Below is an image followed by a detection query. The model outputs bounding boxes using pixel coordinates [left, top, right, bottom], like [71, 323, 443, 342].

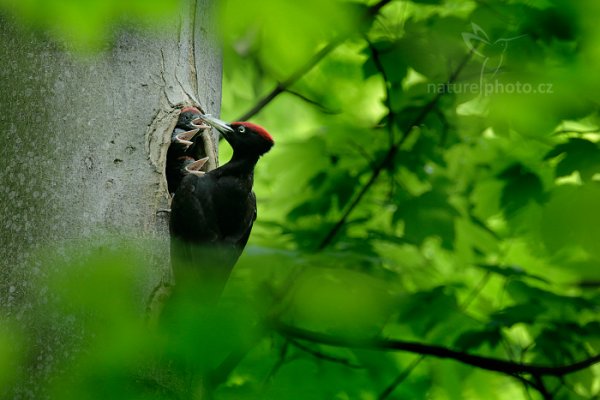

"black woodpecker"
[169, 115, 274, 303]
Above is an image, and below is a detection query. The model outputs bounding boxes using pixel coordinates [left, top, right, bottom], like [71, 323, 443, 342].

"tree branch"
[285, 89, 341, 115]
[317, 49, 475, 250]
[365, 38, 396, 146]
[237, 0, 394, 121]
[289, 338, 364, 369]
[532, 374, 554, 400]
[263, 340, 290, 384]
[274, 321, 600, 377]
[508, 373, 543, 400]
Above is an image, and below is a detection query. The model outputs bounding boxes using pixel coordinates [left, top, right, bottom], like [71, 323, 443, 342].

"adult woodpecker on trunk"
[169, 115, 274, 303]
[166, 107, 210, 195]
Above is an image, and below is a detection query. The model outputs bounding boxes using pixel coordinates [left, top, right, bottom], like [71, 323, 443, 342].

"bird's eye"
[238, 126, 246, 133]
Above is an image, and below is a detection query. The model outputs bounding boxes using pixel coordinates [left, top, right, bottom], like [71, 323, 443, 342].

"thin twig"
[237, 0, 394, 121]
[509, 373, 543, 399]
[461, 271, 492, 309]
[285, 89, 341, 114]
[348, 139, 377, 168]
[365, 38, 396, 146]
[263, 340, 290, 385]
[274, 321, 600, 377]
[289, 338, 364, 369]
[317, 49, 475, 250]
[377, 355, 425, 400]
[377, 270, 494, 399]
[532, 375, 554, 400]
[205, 2, 396, 390]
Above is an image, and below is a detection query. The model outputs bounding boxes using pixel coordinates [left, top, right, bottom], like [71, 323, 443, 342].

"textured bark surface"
[0, 0, 221, 396]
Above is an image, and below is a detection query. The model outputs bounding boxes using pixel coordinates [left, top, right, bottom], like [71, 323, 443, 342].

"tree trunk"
[0, 0, 222, 397]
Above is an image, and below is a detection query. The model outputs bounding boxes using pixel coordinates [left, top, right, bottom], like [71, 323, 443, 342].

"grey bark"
[0, 0, 222, 397]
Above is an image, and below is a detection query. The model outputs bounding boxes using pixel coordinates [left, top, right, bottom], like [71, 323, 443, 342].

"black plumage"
[169, 116, 274, 303]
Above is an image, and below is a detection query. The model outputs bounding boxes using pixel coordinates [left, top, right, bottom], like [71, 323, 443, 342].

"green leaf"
[454, 328, 502, 351]
[396, 286, 460, 336]
[506, 281, 597, 314]
[534, 322, 591, 365]
[498, 164, 545, 214]
[362, 40, 409, 83]
[393, 189, 459, 249]
[391, 17, 468, 81]
[544, 138, 600, 182]
[490, 303, 547, 328]
[541, 183, 600, 257]
[520, 6, 578, 42]
[286, 169, 356, 222]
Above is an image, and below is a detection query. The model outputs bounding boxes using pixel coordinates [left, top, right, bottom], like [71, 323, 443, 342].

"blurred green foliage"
[0, 321, 23, 391]
[2, 0, 600, 399]
[219, 0, 600, 398]
[0, 0, 180, 50]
